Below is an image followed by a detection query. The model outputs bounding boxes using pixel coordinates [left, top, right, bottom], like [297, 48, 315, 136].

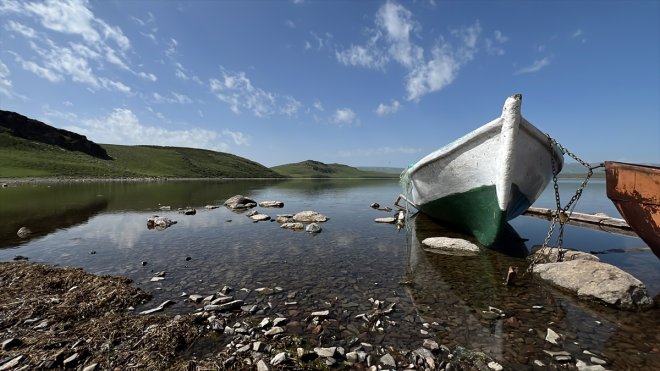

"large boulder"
[532, 260, 653, 310]
[224, 195, 257, 210]
[421, 237, 480, 256]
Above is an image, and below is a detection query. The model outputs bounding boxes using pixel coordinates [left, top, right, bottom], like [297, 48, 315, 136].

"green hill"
[0, 133, 281, 178]
[271, 160, 397, 178]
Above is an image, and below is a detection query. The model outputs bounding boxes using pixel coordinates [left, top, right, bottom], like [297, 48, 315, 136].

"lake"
[1, 178, 658, 369]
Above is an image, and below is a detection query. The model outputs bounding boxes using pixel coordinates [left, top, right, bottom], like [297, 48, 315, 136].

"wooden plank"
[523, 207, 638, 237]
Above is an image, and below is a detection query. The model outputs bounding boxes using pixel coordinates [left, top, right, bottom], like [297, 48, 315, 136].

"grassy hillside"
[0, 133, 281, 178]
[271, 160, 397, 178]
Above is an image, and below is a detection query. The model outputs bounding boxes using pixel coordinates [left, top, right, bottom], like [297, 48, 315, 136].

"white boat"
[401, 94, 564, 246]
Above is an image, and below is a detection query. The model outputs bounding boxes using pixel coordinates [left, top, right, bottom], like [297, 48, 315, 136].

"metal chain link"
[528, 135, 604, 272]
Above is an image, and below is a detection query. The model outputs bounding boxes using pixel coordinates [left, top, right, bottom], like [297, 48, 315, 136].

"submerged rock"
[532, 260, 653, 310]
[281, 222, 305, 230]
[374, 217, 396, 224]
[250, 214, 271, 222]
[421, 237, 480, 256]
[17, 227, 32, 238]
[259, 201, 284, 208]
[146, 216, 177, 230]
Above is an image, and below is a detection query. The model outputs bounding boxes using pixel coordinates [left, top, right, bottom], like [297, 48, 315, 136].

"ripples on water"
[0, 178, 658, 368]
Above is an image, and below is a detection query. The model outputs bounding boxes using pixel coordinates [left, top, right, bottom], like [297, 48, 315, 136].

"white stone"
[421, 237, 480, 256]
[545, 328, 561, 345]
[270, 352, 287, 365]
[488, 361, 503, 371]
[292, 211, 328, 222]
[374, 217, 396, 224]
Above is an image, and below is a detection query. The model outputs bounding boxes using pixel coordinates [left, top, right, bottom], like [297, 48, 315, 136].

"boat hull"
[605, 161, 660, 258]
[402, 94, 563, 246]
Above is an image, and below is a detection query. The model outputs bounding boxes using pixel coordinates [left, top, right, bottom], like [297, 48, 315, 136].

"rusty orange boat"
[605, 161, 660, 259]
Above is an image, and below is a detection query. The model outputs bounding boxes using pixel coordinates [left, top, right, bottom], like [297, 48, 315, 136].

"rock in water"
[421, 237, 480, 256]
[259, 201, 284, 208]
[305, 223, 322, 233]
[17, 227, 32, 238]
[224, 195, 257, 210]
[532, 260, 653, 310]
[292, 211, 328, 223]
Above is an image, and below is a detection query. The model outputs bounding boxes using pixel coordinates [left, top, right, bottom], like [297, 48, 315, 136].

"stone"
[576, 360, 607, 371]
[273, 317, 287, 327]
[17, 227, 32, 238]
[224, 195, 257, 210]
[82, 363, 99, 371]
[180, 208, 196, 215]
[374, 217, 396, 223]
[259, 318, 271, 328]
[204, 205, 219, 209]
[423, 339, 439, 351]
[260, 201, 284, 208]
[210, 296, 233, 305]
[139, 300, 175, 314]
[270, 352, 287, 365]
[305, 223, 322, 233]
[256, 359, 269, 371]
[314, 347, 336, 358]
[311, 310, 330, 317]
[543, 350, 572, 362]
[545, 328, 561, 344]
[292, 211, 329, 223]
[421, 237, 480, 256]
[380, 354, 396, 367]
[255, 287, 275, 295]
[530, 247, 600, 263]
[250, 214, 271, 222]
[63, 353, 79, 367]
[281, 222, 305, 230]
[204, 300, 243, 312]
[370, 203, 380, 208]
[253, 341, 266, 352]
[532, 260, 653, 310]
[488, 361, 503, 371]
[146, 216, 177, 230]
[264, 326, 284, 336]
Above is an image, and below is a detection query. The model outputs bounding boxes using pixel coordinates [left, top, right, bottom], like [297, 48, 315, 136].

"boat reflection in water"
[402, 213, 659, 369]
[404, 213, 531, 361]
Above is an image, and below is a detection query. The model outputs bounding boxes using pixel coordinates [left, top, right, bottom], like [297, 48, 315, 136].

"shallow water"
[1, 178, 658, 368]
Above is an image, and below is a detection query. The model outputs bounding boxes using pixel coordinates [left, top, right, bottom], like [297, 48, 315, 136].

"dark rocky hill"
[0, 110, 111, 160]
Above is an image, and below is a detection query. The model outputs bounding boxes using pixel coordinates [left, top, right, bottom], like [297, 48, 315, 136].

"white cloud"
[222, 130, 249, 146]
[485, 29, 507, 56]
[313, 100, 324, 112]
[5, 20, 37, 38]
[166, 38, 178, 57]
[2, 0, 136, 94]
[406, 44, 459, 101]
[210, 67, 302, 118]
[285, 19, 295, 29]
[494, 30, 508, 43]
[515, 57, 551, 75]
[571, 28, 586, 43]
[375, 100, 401, 115]
[335, 44, 388, 70]
[0, 59, 14, 97]
[69, 108, 231, 152]
[138, 71, 157, 81]
[332, 108, 357, 125]
[152, 91, 192, 104]
[336, 1, 481, 101]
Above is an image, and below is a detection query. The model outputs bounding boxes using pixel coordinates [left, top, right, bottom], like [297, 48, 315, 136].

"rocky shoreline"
[1, 262, 508, 370]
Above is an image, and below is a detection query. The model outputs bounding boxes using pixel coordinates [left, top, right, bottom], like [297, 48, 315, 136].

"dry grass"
[0, 262, 201, 370]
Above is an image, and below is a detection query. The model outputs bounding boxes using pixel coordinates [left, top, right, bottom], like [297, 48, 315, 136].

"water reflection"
[404, 213, 659, 369]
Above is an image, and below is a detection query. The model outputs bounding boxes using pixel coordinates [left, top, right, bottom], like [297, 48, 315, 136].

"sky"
[0, 0, 658, 168]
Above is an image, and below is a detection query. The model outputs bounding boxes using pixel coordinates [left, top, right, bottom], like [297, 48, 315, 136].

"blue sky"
[0, 0, 658, 168]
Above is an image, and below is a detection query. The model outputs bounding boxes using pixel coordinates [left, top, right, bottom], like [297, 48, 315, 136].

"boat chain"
[527, 135, 605, 272]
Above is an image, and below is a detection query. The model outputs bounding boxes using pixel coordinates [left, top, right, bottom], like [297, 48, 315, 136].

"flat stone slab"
[532, 260, 653, 310]
[374, 217, 396, 224]
[259, 201, 284, 208]
[530, 247, 600, 264]
[421, 237, 480, 256]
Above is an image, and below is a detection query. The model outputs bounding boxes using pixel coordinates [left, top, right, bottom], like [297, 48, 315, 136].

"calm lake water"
[1, 178, 658, 369]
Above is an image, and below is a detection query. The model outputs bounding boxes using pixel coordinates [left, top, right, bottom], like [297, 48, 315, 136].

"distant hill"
[558, 162, 606, 178]
[0, 110, 282, 179]
[0, 110, 110, 159]
[271, 160, 397, 178]
[357, 166, 405, 174]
